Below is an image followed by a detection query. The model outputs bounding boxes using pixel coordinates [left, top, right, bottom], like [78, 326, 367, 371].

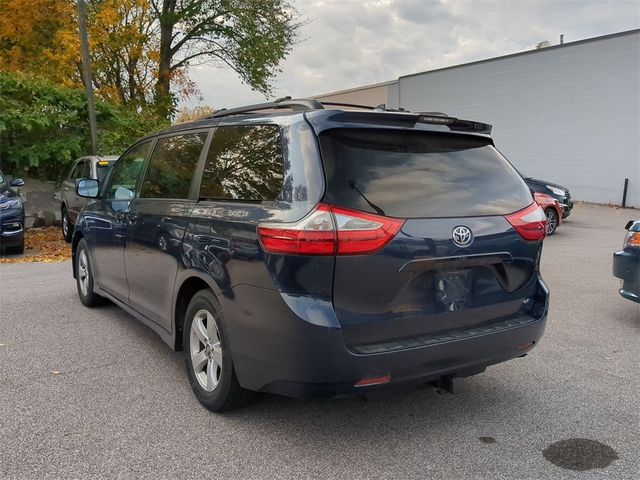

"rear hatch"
[317, 127, 545, 351]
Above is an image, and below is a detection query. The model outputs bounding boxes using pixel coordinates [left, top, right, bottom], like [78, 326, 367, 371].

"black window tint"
[79, 161, 91, 179]
[141, 133, 207, 199]
[96, 162, 113, 182]
[320, 129, 532, 218]
[199, 125, 284, 201]
[105, 142, 150, 201]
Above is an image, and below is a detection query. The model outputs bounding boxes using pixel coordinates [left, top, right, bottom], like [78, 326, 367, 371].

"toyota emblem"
[452, 226, 473, 247]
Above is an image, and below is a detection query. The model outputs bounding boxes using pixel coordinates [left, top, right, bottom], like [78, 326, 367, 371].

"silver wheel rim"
[78, 249, 89, 296]
[62, 214, 68, 237]
[190, 309, 223, 392]
[546, 210, 557, 234]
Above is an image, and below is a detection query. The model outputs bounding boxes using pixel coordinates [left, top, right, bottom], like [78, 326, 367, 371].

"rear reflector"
[505, 203, 547, 241]
[354, 375, 392, 387]
[257, 203, 404, 256]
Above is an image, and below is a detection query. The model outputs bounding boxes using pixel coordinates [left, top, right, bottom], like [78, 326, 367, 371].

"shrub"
[0, 71, 167, 181]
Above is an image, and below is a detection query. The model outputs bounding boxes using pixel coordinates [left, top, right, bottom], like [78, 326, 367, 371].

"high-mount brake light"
[418, 115, 454, 125]
[257, 203, 405, 256]
[505, 203, 547, 241]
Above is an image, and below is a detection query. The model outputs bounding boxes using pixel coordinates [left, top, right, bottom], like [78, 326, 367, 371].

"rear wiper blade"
[348, 180, 385, 216]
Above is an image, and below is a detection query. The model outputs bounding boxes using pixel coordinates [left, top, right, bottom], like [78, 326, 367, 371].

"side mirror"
[10, 178, 24, 187]
[76, 178, 99, 198]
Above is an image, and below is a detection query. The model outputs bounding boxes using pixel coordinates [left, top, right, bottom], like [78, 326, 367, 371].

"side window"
[105, 142, 151, 203]
[140, 133, 207, 199]
[199, 125, 284, 201]
[78, 161, 91, 179]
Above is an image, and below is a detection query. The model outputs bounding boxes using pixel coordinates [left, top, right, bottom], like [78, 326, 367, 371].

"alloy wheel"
[546, 210, 558, 234]
[78, 249, 89, 296]
[62, 214, 69, 238]
[190, 309, 223, 392]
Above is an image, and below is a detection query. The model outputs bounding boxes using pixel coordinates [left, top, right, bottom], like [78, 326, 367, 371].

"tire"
[75, 238, 105, 307]
[545, 208, 559, 236]
[62, 207, 73, 243]
[183, 290, 254, 412]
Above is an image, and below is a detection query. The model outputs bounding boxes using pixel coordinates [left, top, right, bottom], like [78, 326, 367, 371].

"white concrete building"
[314, 29, 640, 207]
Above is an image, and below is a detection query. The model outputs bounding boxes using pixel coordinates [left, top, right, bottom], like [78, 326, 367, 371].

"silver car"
[60, 156, 117, 242]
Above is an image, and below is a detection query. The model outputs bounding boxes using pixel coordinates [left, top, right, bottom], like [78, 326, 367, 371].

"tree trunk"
[155, 0, 176, 118]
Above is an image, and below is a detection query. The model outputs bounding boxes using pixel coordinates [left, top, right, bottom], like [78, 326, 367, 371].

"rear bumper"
[613, 249, 640, 303]
[223, 277, 549, 398]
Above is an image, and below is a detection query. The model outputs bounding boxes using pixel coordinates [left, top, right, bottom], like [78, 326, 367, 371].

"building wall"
[397, 30, 640, 207]
[313, 83, 393, 108]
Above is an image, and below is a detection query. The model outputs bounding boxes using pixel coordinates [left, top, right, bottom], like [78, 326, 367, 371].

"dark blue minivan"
[72, 99, 549, 411]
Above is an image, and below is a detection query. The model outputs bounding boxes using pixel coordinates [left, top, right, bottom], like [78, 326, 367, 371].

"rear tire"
[184, 290, 254, 412]
[545, 208, 559, 235]
[75, 239, 105, 307]
[62, 207, 73, 243]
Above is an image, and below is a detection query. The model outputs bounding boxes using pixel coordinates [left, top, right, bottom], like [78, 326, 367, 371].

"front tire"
[62, 207, 73, 243]
[75, 239, 104, 307]
[184, 290, 254, 412]
[545, 208, 559, 235]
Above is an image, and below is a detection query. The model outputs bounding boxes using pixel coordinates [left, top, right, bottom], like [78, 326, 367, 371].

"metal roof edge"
[312, 80, 398, 99]
[399, 28, 640, 81]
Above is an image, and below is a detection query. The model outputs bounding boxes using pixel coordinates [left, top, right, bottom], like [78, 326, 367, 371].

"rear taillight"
[257, 203, 405, 256]
[505, 203, 547, 241]
[623, 231, 640, 248]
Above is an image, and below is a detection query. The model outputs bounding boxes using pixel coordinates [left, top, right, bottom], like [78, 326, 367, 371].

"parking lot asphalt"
[1, 203, 638, 480]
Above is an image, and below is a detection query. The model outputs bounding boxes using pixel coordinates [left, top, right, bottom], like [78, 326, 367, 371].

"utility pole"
[77, 0, 98, 155]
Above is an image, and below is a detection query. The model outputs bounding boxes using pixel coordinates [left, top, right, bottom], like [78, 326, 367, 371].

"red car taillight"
[505, 202, 547, 241]
[257, 203, 405, 256]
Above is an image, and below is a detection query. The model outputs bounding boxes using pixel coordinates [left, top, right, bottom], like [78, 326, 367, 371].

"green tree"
[152, 0, 301, 117]
[0, 71, 167, 180]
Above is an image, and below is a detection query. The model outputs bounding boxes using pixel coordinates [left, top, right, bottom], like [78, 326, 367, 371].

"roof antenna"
[560, 34, 564, 45]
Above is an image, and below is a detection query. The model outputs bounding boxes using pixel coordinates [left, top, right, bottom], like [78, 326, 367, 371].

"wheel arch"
[71, 231, 84, 278]
[173, 271, 223, 351]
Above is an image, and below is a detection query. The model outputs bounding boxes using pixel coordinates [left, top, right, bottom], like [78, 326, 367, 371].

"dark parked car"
[0, 170, 25, 255]
[60, 156, 118, 242]
[524, 176, 573, 218]
[71, 99, 549, 411]
[613, 220, 640, 303]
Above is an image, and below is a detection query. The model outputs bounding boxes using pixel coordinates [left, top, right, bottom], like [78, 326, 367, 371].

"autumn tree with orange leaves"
[0, 0, 301, 117]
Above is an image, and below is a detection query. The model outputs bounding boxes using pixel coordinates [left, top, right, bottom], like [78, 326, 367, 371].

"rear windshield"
[319, 129, 532, 218]
[96, 162, 114, 182]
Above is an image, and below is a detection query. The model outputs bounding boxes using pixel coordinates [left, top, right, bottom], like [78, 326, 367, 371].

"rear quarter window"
[199, 125, 284, 201]
[319, 129, 532, 218]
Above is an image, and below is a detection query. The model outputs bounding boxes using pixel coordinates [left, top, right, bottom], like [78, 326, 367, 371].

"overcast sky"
[185, 0, 640, 110]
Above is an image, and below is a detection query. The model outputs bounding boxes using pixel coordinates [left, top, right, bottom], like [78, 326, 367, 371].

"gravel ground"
[0, 203, 638, 480]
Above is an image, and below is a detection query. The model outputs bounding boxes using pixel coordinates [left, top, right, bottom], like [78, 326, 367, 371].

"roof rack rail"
[209, 96, 323, 118]
[207, 97, 490, 133]
[320, 101, 375, 110]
